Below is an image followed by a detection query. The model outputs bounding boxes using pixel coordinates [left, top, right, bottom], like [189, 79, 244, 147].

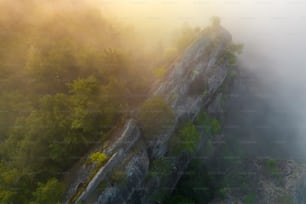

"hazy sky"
[101, 0, 306, 161]
[100, 0, 306, 98]
[101, 0, 306, 72]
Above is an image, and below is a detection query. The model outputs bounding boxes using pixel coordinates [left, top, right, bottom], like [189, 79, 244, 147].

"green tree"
[210, 118, 221, 134]
[0, 92, 32, 142]
[10, 93, 74, 172]
[69, 76, 120, 131]
[169, 160, 216, 204]
[31, 178, 65, 204]
[0, 163, 19, 204]
[0, 1, 163, 202]
[195, 112, 221, 137]
[0, 161, 35, 204]
[169, 121, 200, 154]
[25, 40, 81, 94]
[149, 157, 172, 178]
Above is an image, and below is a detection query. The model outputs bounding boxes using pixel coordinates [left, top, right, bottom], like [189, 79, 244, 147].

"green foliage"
[217, 187, 228, 199]
[0, 92, 32, 142]
[195, 112, 222, 137]
[0, 163, 21, 204]
[25, 40, 80, 94]
[228, 43, 244, 55]
[218, 43, 244, 66]
[8, 94, 73, 171]
[69, 77, 118, 133]
[168, 113, 221, 155]
[195, 112, 210, 126]
[264, 159, 280, 175]
[89, 152, 109, 165]
[243, 193, 256, 204]
[169, 121, 200, 154]
[164, 194, 195, 204]
[179, 122, 200, 152]
[169, 160, 216, 204]
[138, 96, 175, 139]
[0, 1, 156, 203]
[148, 157, 173, 202]
[210, 118, 221, 134]
[1, 75, 122, 177]
[149, 157, 172, 178]
[30, 178, 65, 204]
[265, 159, 277, 167]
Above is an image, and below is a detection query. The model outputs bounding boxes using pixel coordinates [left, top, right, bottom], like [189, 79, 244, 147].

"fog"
[215, 1, 306, 162]
[104, 0, 306, 79]
[104, 0, 306, 162]
[2, 0, 306, 160]
[3, 1, 306, 202]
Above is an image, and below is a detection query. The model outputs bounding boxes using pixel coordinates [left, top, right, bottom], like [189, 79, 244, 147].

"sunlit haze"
[1, 0, 306, 203]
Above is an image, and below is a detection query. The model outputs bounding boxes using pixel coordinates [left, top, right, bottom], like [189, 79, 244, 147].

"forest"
[0, 1, 202, 203]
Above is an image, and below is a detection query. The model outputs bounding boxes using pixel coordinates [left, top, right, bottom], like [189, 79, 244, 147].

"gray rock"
[64, 119, 140, 204]
[96, 150, 149, 204]
[105, 119, 140, 155]
[154, 25, 231, 120]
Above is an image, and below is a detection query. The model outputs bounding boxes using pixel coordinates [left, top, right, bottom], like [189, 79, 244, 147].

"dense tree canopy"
[0, 1, 206, 203]
[0, 1, 154, 203]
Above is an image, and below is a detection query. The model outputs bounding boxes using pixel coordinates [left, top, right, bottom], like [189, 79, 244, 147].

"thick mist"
[106, 1, 306, 162]
[3, 0, 304, 161]
[215, 1, 306, 163]
[1, 1, 305, 203]
[218, 2, 306, 163]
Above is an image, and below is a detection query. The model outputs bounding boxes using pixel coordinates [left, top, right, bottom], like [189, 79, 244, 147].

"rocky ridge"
[64, 23, 235, 204]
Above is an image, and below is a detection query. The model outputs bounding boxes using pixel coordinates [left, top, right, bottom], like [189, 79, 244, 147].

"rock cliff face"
[64, 24, 234, 204]
[150, 25, 231, 159]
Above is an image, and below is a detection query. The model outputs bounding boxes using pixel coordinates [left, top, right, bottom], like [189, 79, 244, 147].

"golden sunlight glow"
[101, 0, 215, 27]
